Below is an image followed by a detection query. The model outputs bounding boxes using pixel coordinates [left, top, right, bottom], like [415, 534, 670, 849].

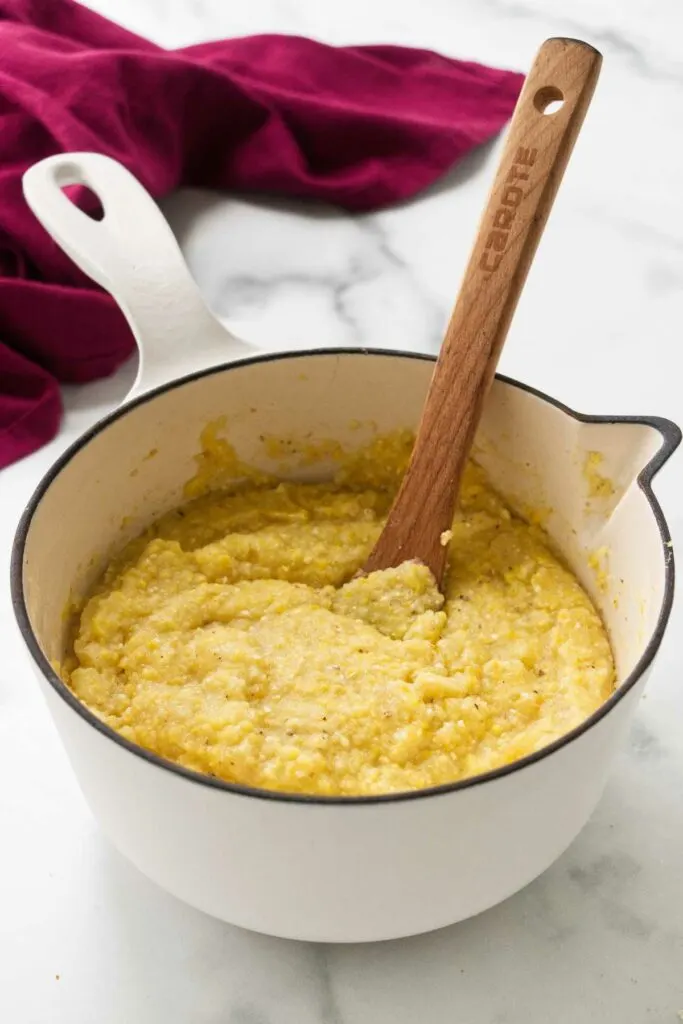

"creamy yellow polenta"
[67, 437, 614, 796]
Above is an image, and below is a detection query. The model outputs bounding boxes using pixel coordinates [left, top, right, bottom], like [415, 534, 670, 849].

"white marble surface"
[2, 0, 683, 1020]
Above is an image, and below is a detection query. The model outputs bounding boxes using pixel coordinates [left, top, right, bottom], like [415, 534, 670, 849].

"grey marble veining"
[476, 0, 683, 84]
[162, 189, 447, 354]
[1, 1, 683, 1022]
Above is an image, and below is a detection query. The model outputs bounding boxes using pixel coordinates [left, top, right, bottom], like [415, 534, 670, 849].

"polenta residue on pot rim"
[64, 425, 615, 797]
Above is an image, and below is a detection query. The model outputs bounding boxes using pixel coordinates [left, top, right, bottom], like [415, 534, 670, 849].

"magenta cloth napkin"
[0, 0, 523, 468]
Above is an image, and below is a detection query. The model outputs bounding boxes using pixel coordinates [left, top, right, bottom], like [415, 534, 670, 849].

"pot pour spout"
[578, 417, 680, 518]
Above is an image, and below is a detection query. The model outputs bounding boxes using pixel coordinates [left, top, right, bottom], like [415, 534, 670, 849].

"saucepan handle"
[22, 152, 253, 400]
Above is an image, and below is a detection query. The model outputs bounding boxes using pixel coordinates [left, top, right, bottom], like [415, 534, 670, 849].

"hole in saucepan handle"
[60, 184, 105, 222]
[533, 86, 564, 115]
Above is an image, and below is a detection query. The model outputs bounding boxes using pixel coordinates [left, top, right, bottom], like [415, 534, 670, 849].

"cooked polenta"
[67, 437, 614, 796]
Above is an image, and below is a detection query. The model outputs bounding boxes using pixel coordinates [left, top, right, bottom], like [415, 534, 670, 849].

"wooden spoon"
[363, 37, 602, 585]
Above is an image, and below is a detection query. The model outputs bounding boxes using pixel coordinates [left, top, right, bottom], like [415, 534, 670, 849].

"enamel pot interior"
[16, 349, 674, 698]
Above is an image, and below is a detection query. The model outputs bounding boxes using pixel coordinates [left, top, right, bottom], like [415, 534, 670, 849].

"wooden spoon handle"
[364, 37, 602, 581]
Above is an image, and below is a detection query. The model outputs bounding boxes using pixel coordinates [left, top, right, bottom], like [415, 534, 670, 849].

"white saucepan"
[11, 152, 680, 942]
